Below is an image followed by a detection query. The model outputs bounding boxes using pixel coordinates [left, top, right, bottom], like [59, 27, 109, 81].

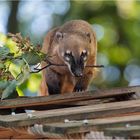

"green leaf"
[1, 80, 17, 99]
[22, 52, 41, 65]
[0, 81, 10, 89]
[16, 65, 30, 85]
[0, 47, 10, 60]
[0, 63, 5, 69]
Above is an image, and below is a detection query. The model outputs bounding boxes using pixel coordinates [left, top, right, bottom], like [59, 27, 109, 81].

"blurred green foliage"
[0, 33, 45, 99]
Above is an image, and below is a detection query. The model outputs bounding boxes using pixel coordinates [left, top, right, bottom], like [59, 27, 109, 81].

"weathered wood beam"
[42, 114, 140, 136]
[1, 114, 140, 139]
[0, 127, 43, 139]
[1, 99, 140, 127]
[104, 126, 140, 138]
[0, 98, 115, 114]
[0, 85, 139, 109]
[8, 98, 115, 111]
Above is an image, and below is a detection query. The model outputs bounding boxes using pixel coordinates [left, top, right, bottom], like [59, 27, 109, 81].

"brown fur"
[39, 20, 97, 96]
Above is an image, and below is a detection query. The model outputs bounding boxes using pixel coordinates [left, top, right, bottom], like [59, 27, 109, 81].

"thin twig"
[31, 64, 51, 73]
[86, 65, 104, 68]
[30, 58, 104, 73]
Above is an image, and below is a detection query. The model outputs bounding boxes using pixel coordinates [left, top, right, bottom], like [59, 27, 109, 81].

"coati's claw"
[77, 89, 82, 92]
[74, 85, 85, 92]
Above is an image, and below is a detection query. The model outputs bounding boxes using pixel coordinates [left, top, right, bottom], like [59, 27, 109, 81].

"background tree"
[7, 1, 20, 33]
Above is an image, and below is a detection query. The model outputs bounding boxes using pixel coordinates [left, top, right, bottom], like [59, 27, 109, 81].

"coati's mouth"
[70, 66, 84, 77]
[64, 61, 84, 77]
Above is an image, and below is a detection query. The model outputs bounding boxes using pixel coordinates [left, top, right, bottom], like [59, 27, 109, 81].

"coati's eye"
[81, 50, 88, 61]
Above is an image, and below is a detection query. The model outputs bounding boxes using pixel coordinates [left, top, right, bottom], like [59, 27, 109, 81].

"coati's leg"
[39, 27, 60, 96]
[39, 62, 49, 96]
[61, 76, 75, 94]
[73, 72, 93, 92]
[46, 68, 62, 95]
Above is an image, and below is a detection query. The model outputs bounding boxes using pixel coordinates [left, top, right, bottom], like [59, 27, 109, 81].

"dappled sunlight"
[129, 78, 140, 86]
[124, 64, 140, 82]
[0, 33, 7, 46]
[92, 24, 104, 41]
[116, 0, 138, 19]
[17, 0, 70, 42]
[102, 65, 121, 83]
[108, 45, 132, 65]
[30, 15, 52, 37]
[97, 53, 109, 66]
[0, 1, 10, 33]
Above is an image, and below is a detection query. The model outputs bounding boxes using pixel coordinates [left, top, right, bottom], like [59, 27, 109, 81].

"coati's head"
[55, 31, 93, 77]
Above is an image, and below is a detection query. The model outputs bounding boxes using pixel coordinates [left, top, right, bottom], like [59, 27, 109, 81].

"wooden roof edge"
[0, 85, 139, 109]
[1, 99, 140, 127]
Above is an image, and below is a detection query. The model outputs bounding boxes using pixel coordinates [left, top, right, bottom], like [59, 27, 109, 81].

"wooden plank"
[42, 115, 140, 135]
[0, 127, 43, 139]
[0, 109, 12, 115]
[1, 99, 140, 127]
[61, 98, 114, 106]
[11, 98, 115, 111]
[2, 115, 140, 138]
[0, 85, 138, 109]
[104, 126, 140, 138]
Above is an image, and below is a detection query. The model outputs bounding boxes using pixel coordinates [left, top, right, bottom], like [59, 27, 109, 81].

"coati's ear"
[55, 32, 64, 41]
[86, 32, 91, 43]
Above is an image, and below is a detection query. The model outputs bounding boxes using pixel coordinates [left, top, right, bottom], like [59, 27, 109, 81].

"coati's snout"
[63, 49, 88, 77]
[71, 65, 83, 77]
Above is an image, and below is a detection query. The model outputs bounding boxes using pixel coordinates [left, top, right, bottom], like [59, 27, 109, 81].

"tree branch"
[30, 59, 104, 73]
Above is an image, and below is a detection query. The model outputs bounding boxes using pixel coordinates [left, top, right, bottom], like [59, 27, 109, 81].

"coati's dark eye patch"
[64, 56, 70, 61]
[81, 50, 88, 61]
[64, 50, 73, 62]
[65, 50, 72, 55]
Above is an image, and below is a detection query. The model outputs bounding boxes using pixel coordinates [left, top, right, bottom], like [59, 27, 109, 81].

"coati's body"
[40, 20, 97, 96]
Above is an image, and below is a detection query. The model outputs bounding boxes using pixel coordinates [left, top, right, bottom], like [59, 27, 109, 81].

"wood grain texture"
[0, 85, 138, 110]
[42, 114, 140, 135]
[104, 126, 140, 138]
[1, 114, 140, 139]
[1, 99, 140, 127]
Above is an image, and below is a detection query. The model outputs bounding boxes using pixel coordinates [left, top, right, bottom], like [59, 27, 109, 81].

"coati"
[39, 20, 97, 96]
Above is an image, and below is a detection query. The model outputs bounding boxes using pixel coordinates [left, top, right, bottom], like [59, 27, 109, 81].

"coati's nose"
[74, 70, 83, 77]
[75, 73, 83, 77]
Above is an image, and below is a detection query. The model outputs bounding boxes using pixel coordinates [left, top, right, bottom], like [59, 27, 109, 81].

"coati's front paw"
[73, 85, 85, 92]
[75, 89, 84, 92]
